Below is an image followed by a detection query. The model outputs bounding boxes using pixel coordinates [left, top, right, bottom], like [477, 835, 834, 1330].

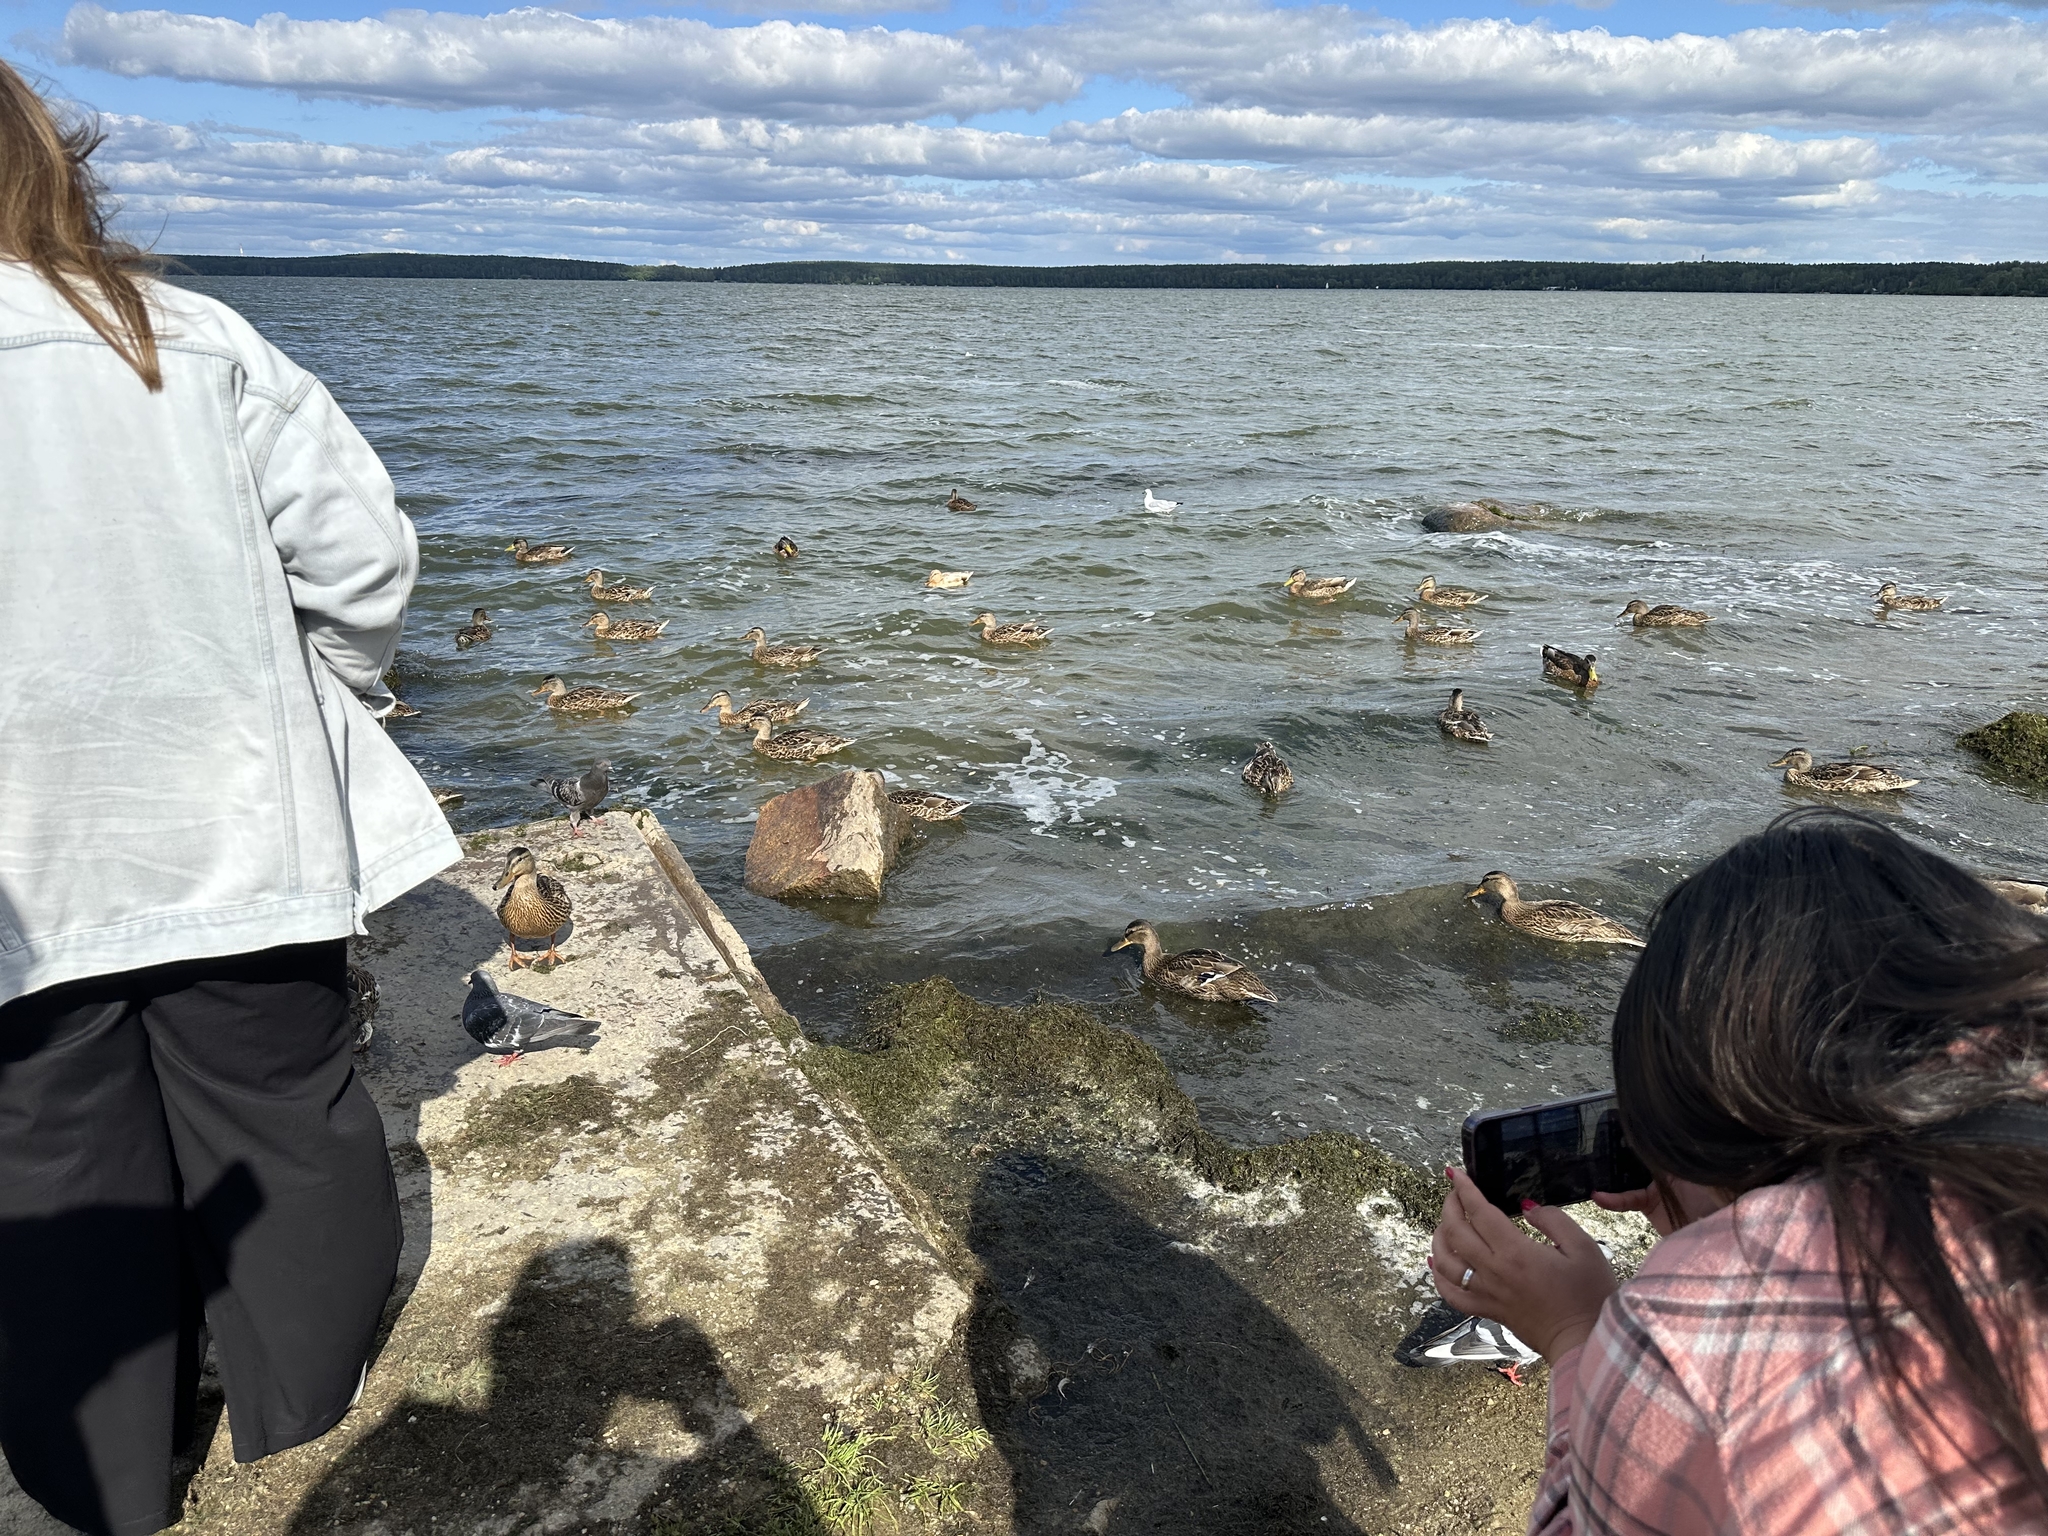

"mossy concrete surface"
[1958, 710, 2048, 787]
[0, 812, 981, 1536]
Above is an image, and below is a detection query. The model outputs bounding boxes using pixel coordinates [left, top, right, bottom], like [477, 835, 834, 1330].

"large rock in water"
[745, 769, 912, 900]
[1958, 710, 2048, 786]
[1423, 499, 1513, 533]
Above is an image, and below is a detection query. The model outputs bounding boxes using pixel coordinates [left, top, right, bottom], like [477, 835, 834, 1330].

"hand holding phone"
[1462, 1090, 1651, 1216]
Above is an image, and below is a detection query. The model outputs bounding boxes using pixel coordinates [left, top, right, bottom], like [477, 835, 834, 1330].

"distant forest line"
[165, 253, 2048, 297]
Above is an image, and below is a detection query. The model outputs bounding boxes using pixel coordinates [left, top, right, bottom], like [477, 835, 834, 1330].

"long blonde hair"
[0, 61, 160, 389]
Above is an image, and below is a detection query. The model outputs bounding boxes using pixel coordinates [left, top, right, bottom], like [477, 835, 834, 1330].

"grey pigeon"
[534, 759, 610, 836]
[462, 970, 601, 1062]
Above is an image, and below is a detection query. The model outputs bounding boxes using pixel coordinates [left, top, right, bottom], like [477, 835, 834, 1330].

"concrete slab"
[1, 811, 977, 1535]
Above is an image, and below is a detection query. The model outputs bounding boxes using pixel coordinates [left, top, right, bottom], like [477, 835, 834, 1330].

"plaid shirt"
[1532, 1178, 2047, 1535]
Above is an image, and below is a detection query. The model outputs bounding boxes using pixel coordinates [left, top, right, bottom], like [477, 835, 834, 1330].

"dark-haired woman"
[0, 63, 457, 1534]
[1433, 809, 2048, 1533]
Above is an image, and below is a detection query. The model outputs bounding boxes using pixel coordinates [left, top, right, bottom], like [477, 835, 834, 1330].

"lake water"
[180, 277, 2048, 1162]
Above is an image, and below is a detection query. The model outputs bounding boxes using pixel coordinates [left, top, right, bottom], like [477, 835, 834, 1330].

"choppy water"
[182, 277, 2048, 1162]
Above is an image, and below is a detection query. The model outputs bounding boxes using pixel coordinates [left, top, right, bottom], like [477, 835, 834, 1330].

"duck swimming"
[741, 626, 824, 666]
[1541, 646, 1598, 689]
[1106, 920, 1277, 1005]
[584, 569, 653, 603]
[972, 612, 1051, 645]
[750, 719, 853, 762]
[925, 569, 973, 589]
[1284, 568, 1356, 602]
[774, 536, 799, 559]
[493, 845, 573, 969]
[455, 607, 493, 650]
[1438, 689, 1491, 742]
[946, 489, 976, 512]
[532, 675, 639, 714]
[1395, 607, 1480, 646]
[1619, 600, 1709, 628]
[1875, 581, 1941, 612]
[1466, 872, 1644, 947]
[1241, 741, 1294, 794]
[582, 610, 668, 642]
[1768, 749, 1918, 794]
[889, 789, 968, 821]
[508, 538, 573, 564]
[700, 691, 808, 729]
[1416, 576, 1488, 608]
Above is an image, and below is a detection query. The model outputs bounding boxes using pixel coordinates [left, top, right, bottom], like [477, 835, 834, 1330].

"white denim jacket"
[0, 262, 460, 1003]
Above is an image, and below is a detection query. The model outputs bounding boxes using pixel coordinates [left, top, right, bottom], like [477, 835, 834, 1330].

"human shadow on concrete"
[966, 1153, 1386, 1534]
[286, 1237, 805, 1534]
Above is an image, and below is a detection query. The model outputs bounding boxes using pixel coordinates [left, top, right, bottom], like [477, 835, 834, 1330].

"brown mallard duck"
[1283, 568, 1357, 602]
[1438, 689, 1491, 742]
[494, 845, 573, 968]
[972, 612, 1051, 645]
[741, 626, 824, 667]
[1619, 600, 1709, 628]
[508, 538, 573, 564]
[1875, 581, 1941, 612]
[1395, 607, 1480, 646]
[925, 569, 973, 589]
[455, 607, 493, 650]
[387, 699, 421, 719]
[431, 787, 464, 807]
[532, 675, 639, 714]
[582, 610, 669, 641]
[1242, 740, 1293, 794]
[1768, 749, 1918, 794]
[775, 536, 799, 559]
[1416, 575, 1488, 607]
[1106, 920, 1277, 1005]
[890, 789, 968, 821]
[584, 569, 654, 603]
[946, 489, 976, 512]
[1541, 646, 1598, 689]
[750, 719, 853, 762]
[1467, 872, 1644, 947]
[700, 691, 809, 729]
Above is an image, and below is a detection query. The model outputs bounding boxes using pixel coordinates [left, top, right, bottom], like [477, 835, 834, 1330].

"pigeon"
[1394, 1300, 1542, 1386]
[461, 970, 601, 1064]
[1142, 488, 1178, 513]
[534, 759, 610, 836]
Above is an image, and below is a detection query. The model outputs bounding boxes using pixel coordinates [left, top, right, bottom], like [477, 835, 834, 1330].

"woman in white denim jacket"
[0, 63, 458, 1536]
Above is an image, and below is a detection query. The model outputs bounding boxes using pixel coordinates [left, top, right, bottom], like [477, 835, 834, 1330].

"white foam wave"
[987, 730, 1118, 833]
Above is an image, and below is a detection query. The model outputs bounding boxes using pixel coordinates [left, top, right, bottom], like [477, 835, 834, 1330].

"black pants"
[0, 941, 401, 1536]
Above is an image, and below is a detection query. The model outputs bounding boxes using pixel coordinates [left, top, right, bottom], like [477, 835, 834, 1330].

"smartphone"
[1462, 1091, 1651, 1216]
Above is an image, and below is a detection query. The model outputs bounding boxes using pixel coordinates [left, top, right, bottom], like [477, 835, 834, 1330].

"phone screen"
[1462, 1091, 1651, 1215]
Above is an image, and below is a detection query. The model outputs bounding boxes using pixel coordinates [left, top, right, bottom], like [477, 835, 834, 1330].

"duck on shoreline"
[1106, 920, 1276, 1005]
[1467, 872, 1644, 947]
[1395, 607, 1480, 646]
[1619, 600, 1708, 628]
[494, 846, 572, 969]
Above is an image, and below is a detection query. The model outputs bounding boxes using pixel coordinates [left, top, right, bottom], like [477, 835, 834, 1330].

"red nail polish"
[1445, 1166, 1456, 1180]
[1521, 1198, 1538, 1212]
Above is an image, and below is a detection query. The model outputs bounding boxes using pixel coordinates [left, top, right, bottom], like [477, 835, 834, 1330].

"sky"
[6, 0, 2047, 264]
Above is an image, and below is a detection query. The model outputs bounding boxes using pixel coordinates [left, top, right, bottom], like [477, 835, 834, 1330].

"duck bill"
[493, 868, 517, 890]
[1465, 886, 1487, 900]
[1104, 936, 1134, 956]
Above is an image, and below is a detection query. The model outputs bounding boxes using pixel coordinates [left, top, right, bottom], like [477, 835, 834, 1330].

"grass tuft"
[917, 1404, 992, 1460]
[800, 1426, 892, 1535]
[900, 1477, 968, 1518]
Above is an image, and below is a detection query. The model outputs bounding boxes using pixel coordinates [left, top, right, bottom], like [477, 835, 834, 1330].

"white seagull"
[1143, 488, 1178, 513]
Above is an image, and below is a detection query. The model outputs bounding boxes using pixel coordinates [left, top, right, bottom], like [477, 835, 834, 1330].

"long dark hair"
[0, 61, 161, 389]
[1614, 808, 2048, 1510]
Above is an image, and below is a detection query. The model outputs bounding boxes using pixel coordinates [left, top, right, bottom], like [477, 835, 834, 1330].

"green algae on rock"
[1958, 710, 2048, 787]
[1497, 1001, 1595, 1046]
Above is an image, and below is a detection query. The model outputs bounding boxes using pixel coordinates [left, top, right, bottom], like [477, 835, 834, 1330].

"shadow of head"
[965, 1152, 1388, 1533]
[287, 1237, 797, 1533]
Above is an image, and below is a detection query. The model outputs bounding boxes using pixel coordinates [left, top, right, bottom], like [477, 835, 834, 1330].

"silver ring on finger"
[1460, 1266, 1475, 1288]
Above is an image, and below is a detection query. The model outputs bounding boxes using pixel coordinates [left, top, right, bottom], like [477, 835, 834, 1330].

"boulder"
[1423, 499, 1512, 533]
[745, 769, 913, 901]
[1958, 710, 2048, 786]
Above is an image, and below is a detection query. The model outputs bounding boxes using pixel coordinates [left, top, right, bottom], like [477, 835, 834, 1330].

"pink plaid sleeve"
[1530, 1300, 1733, 1535]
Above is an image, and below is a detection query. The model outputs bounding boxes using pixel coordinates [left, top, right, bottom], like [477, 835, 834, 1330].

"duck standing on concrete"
[1876, 581, 1941, 612]
[532, 675, 640, 714]
[1438, 689, 1491, 742]
[890, 789, 969, 821]
[584, 569, 653, 603]
[508, 537, 573, 564]
[775, 536, 800, 559]
[1541, 646, 1598, 689]
[462, 970, 600, 1064]
[1619, 600, 1709, 628]
[582, 610, 669, 641]
[701, 691, 809, 729]
[493, 846, 573, 969]
[1396, 607, 1480, 646]
[1768, 749, 1918, 794]
[972, 613, 1051, 645]
[455, 607, 493, 650]
[1467, 871, 1645, 947]
[946, 490, 977, 512]
[1283, 568, 1356, 602]
[534, 759, 610, 836]
[751, 719, 854, 762]
[1106, 920, 1277, 1005]
[741, 626, 824, 667]
[1242, 741, 1294, 794]
[1416, 576, 1488, 608]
